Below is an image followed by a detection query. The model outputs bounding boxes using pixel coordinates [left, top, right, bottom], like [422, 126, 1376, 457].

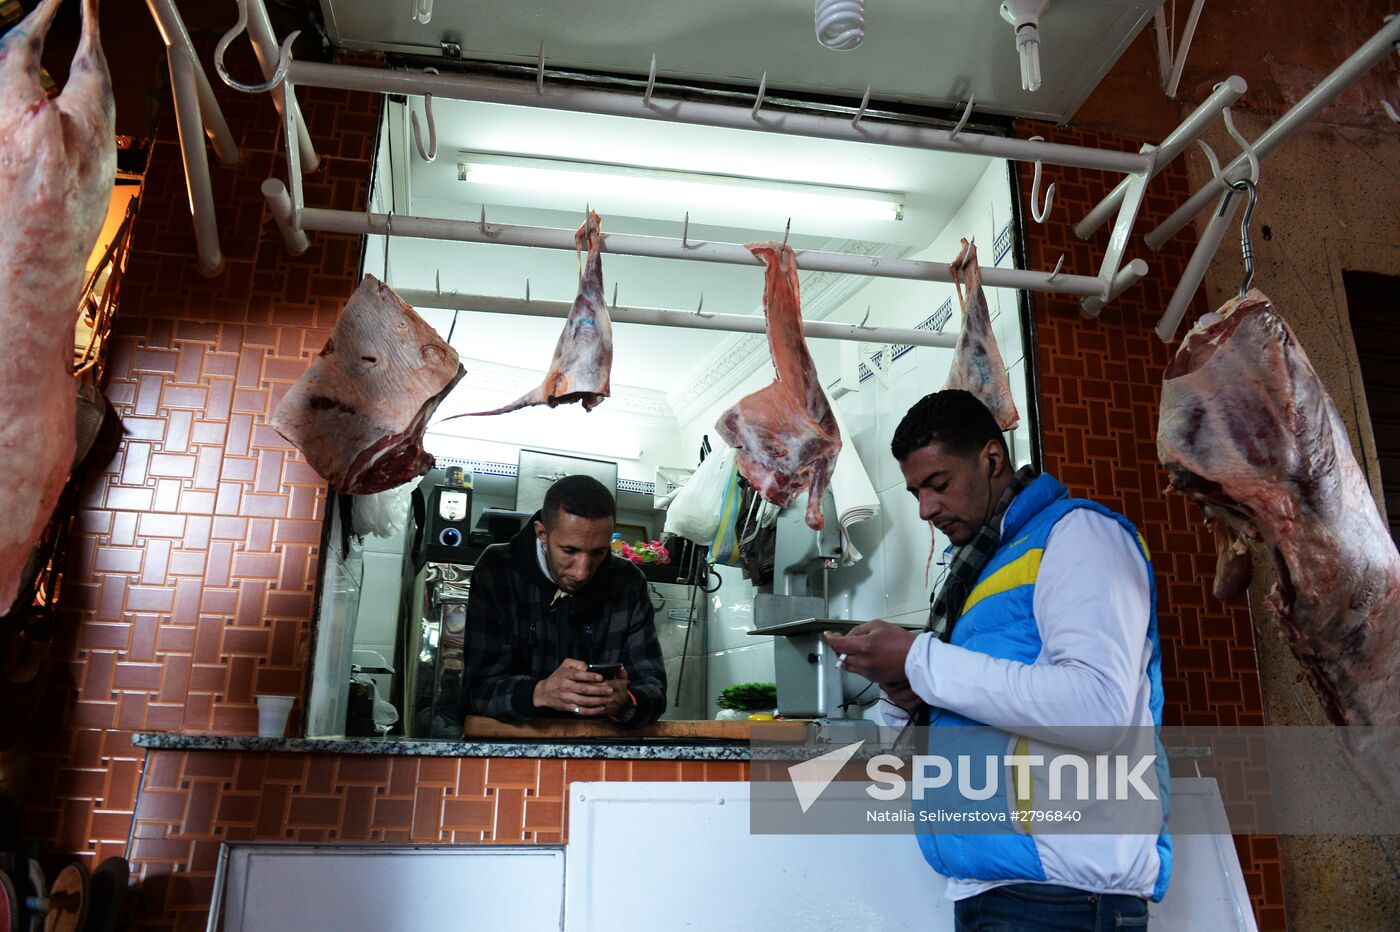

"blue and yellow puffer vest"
[914, 472, 1172, 901]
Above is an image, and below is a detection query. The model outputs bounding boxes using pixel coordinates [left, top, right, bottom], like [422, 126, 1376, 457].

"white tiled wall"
[702, 564, 776, 718]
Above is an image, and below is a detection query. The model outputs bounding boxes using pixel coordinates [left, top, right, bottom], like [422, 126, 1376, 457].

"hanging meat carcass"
[945, 238, 1020, 431]
[0, 0, 116, 615]
[443, 210, 612, 418]
[271, 275, 464, 495]
[716, 243, 841, 531]
[1158, 289, 1400, 800]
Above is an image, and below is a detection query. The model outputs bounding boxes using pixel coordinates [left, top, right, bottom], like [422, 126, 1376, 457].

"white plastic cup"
[256, 695, 296, 738]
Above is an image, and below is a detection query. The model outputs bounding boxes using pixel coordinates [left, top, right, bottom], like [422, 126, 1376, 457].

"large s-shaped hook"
[215, 0, 301, 93]
[410, 68, 439, 162]
[1026, 135, 1056, 224]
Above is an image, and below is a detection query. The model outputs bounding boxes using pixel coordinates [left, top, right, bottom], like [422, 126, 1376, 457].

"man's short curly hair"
[542, 474, 616, 529]
[890, 389, 1009, 463]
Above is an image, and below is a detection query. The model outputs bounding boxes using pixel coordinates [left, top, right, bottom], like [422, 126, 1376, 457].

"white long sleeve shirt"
[885, 507, 1160, 901]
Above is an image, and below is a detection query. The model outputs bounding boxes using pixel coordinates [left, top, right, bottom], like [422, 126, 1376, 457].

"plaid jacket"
[459, 518, 666, 727]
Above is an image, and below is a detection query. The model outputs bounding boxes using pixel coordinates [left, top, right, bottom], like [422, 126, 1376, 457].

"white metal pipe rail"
[168, 49, 225, 276]
[146, 0, 239, 167]
[1145, 14, 1400, 251]
[304, 206, 1107, 295]
[284, 60, 1154, 176]
[1075, 75, 1247, 240]
[244, 0, 319, 172]
[1154, 190, 1241, 343]
[395, 289, 959, 349]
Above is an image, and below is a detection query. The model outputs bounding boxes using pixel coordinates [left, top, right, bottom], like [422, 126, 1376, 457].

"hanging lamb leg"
[944, 238, 1020, 431]
[443, 210, 612, 418]
[715, 243, 841, 531]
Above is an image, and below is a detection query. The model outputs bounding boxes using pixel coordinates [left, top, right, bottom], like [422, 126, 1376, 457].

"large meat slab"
[1158, 289, 1400, 799]
[0, 0, 116, 615]
[716, 243, 841, 531]
[944, 238, 1019, 431]
[272, 276, 464, 495]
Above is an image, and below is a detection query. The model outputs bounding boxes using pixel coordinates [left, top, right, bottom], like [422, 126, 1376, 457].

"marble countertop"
[130, 732, 754, 760]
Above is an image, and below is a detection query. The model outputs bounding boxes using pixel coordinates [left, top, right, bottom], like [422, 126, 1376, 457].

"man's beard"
[544, 547, 583, 593]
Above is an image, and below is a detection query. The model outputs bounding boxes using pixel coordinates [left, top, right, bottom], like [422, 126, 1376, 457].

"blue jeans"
[953, 883, 1149, 931]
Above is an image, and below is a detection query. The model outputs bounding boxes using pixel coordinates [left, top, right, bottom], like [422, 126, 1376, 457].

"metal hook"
[1228, 178, 1258, 299]
[1026, 135, 1056, 224]
[536, 40, 545, 93]
[858, 305, 872, 328]
[681, 211, 691, 249]
[612, 282, 618, 307]
[215, 2, 300, 93]
[435, 269, 441, 295]
[851, 84, 872, 127]
[644, 53, 658, 107]
[781, 217, 791, 249]
[479, 205, 495, 238]
[695, 293, 712, 318]
[1220, 107, 1260, 184]
[1046, 254, 1066, 283]
[949, 94, 975, 140]
[752, 71, 768, 119]
[410, 68, 439, 162]
[525, 278, 531, 302]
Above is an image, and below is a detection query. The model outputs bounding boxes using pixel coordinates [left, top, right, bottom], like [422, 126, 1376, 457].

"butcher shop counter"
[129, 718, 809, 760]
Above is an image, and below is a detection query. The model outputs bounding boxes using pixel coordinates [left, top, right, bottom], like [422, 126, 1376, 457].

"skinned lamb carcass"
[1158, 289, 1400, 801]
[0, 0, 116, 615]
[271, 276, 464, 495]
[716, 242, 841, 531]
[443, 210, 612, 418]
[945, 238, 1019, 431]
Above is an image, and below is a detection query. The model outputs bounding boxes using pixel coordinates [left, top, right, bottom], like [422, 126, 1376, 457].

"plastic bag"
[653, 465, 695, 510]
[662, 445, 736, 542]
[706, 458, 745, 566]
[352, 478, 417, 538]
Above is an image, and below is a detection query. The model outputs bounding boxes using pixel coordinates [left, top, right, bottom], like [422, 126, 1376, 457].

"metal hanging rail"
[284, 196, 1106, 296]
[286, 61, 1153, 175]
[146, 0, 241, 276]
[1144, 14, 1400, 252]
[1075, 76, 1247, 240]
[193, 0, 1397, 329]
[394, 289, 959, 349]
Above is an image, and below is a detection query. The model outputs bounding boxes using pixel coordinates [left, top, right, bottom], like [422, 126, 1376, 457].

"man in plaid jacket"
[459, 474, 666, 727]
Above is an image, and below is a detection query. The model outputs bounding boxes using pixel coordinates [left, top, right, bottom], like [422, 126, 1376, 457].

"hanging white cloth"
[828, 401, 880, 566]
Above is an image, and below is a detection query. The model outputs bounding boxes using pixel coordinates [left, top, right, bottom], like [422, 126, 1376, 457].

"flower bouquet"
[619, 539, 671, 565]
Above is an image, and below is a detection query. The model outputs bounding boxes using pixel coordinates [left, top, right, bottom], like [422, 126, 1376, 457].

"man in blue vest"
[827, 389, 1170, 930]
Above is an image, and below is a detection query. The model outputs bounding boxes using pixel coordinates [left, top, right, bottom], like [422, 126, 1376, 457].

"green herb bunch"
[716, 682, 777, 711]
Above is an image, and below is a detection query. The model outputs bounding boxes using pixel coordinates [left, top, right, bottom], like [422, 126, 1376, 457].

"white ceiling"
[318, 0, 1160, 123]
[378, 97, 993, 400]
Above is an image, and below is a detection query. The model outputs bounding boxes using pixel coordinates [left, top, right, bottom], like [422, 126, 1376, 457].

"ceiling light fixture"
[1000, 0, 1049, 93]
[456, 154, 904, 223]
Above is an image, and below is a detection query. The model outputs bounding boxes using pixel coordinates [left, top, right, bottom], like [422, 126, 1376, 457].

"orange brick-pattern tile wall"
[19, 41, 378, 896]
[1014, 121, 1285, 930]
[129, 752, 747, 930]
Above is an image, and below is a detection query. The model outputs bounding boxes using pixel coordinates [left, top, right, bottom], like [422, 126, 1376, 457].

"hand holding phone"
[586, 662, 625, 680]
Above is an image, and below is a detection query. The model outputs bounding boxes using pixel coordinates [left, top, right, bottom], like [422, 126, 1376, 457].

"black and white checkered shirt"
[458, 517, 666, 727]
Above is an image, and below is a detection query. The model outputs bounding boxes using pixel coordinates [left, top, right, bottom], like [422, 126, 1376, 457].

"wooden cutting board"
[461, 716, 812, 742]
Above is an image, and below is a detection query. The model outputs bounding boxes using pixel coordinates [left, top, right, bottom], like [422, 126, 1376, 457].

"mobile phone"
[587, 662, 624, 679]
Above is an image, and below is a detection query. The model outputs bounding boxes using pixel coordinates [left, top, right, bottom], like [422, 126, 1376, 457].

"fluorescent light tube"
[457, 155, 903, 222]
